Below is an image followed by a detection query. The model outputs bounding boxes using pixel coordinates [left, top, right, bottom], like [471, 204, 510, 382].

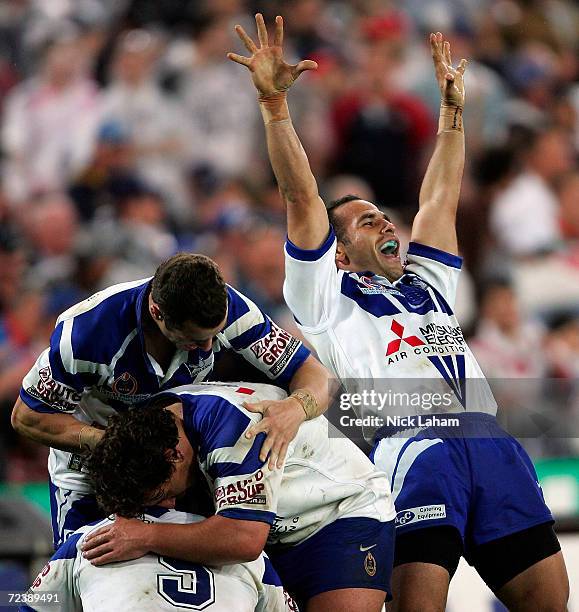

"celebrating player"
[81, 382, 396, 612]
[228, 14, 569, 612]
[11, 252, 329, 549]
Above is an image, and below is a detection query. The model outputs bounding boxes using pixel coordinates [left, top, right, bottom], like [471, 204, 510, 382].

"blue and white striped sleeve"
[19, 321, 97, 414]
[186, 396, 282, 526]
[218, 286, 310, 387]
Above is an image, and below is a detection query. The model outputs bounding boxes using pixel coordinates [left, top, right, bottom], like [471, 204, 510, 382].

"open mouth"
[379, 239, 400, 258]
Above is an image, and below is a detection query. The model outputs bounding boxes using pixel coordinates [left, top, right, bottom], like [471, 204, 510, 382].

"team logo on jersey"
[357, 275, 404, 296]
[364, 551, 377, 576]
[184, 354, 215, 380]
[249, 323, 301, 377]
[26, 365, 82, 412]
[111, 371, 138, 395]
[385, 321, 467, 405]
[214, 470, 267, 510]
[385, 320, 425, 355]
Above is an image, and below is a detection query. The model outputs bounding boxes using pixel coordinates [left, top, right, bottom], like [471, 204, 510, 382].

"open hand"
[430, 32, 467, 107]
[81, 516, 151, 566]
[228, 13, 317, 97]
[243, 396, 306, 469]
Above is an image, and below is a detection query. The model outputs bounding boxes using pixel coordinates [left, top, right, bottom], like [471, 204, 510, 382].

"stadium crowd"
[0, 0, 578, 481]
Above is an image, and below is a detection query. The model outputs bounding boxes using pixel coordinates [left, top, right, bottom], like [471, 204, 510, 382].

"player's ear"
[335, 243, 350, 270]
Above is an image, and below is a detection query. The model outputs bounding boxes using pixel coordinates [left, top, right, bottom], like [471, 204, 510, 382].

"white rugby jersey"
[156, 382, 396, 546]
[24, 508, 297, 612]
[284, 230, 497, 416]
[20, 279, 309, 493]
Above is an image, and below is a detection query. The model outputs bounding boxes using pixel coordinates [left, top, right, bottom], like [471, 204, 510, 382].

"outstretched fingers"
[256, 12, 269, 47]
[227, 52, 252, 68]
[274, 15, 283, 47]
[235, 24, 258, 54]
[457, 58, 468, 75]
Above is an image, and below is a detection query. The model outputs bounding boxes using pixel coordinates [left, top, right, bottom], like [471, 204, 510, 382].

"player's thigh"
[389, 563, 450, 612]
[389, 526, 463, 612]
[470, 522, 569, 611]
[306, 587, 386, 612]
[496, 552, 569, 612]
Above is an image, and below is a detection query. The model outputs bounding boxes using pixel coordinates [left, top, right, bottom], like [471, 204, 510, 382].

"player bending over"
[12, 252, 329, 549]
[228, 14, 569, 612]
[82, 382, 396, 612]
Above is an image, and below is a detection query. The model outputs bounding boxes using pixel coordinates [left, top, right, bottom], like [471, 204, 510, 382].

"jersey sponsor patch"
[394, 504, 446, 527]
[249, 322, 301, 377]
[214, 471, 267, 510]
[26, 366, 82, 412]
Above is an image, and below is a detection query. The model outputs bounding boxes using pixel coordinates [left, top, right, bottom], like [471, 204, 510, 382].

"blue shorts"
[371, 413, 553, 554]
[267, 517, 395, 605]
[49, 480, 105, 549]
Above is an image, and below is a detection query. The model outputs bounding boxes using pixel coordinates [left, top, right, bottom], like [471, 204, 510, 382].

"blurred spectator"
[557, 171, 579, 242]
[545, 314, 579, 380]
[2, 33, 102, 203]
[178, 14, 259, 179]
[68, 121, 135, 221]
[330, 12, 433, 213]
[102, 29, 192, 223]
[21, 192, 79, 290]
[490, 127, 573, 257]
[470, 279, 547, 378]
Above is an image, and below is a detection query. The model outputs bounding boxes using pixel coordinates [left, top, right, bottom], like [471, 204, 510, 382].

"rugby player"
[24, 506, 296, 610]
[228, 14, 569, 612]
[11, 252, 329, 548]
[81, 382, 396, 611]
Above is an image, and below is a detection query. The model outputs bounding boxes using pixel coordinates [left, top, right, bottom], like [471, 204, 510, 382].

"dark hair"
[326, 194, 363, 244]
[151, 253, 227, 330]
[87, 405, 179, 517]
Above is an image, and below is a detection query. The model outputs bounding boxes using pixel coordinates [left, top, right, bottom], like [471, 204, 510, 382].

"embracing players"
[81, 382, 396, 611]
[229, 14, 569, 612]
[12, 252, 328, 548]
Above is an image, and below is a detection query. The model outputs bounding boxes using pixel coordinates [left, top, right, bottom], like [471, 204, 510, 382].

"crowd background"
[0, 0, 578, 484]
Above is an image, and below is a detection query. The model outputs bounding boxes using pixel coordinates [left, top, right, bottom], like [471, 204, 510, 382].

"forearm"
[259, 95, 329, 248]
[288, 356, 330, 419]
[419, 104, 465, 215]
[145, 515, 268, 564]
[11, 398, 102, 453]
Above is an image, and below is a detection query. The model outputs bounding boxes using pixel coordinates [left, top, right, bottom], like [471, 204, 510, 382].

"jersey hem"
[407, 242, 463, 269]
[285, 228, 336, 262]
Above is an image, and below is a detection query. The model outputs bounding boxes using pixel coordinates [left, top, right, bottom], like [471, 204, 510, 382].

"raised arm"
[228, 13, 329, 249]
[410, 33, 468, 255]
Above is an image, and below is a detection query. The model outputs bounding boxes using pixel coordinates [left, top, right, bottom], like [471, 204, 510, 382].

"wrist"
[142, 522, 158, 552]
[79, 426, 102, 453]
[259, 92, 289, 124]
[289, 388, 318, 420]
[438, 102, 464, 133]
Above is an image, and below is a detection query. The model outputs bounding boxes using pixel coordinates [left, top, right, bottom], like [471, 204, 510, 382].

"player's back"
[26, 508, 294, 612]
[161, 382, 396, 546]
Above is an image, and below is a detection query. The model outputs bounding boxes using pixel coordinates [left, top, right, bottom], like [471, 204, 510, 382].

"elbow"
[236, 525, 269, 562]
[11, 398, 36, 435]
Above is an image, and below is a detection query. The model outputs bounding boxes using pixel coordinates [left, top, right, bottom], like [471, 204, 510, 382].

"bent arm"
[260, 96, 329, 249]
[143, 515, 269, 564]
[11, 397, 103, 453]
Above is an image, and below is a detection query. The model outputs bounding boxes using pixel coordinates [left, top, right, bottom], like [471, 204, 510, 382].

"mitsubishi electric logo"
[385, 320, 424, 356]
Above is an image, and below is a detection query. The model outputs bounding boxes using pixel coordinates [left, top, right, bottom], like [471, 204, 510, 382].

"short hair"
[326, 194, 363, 244]
[88, 405, 179, 517]
[151, 253, 227, 330]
